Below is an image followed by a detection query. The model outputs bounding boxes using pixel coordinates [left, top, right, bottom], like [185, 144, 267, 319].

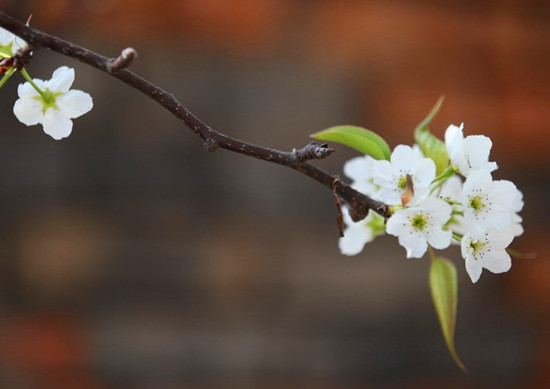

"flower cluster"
[341, 124, 523, 283]
[0, 27, 92, 140]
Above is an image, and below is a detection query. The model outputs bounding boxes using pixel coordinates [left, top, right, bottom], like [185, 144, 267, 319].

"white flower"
[386, 197, 452, 258]
[0, 27, 26, 57]
[461, 226, 514, 283]
[372, 145, 436, 206]
[343, 155, 382, 200]
[462, 169, 518, 234]
[13, 66, 93, 140]
[445, 123, 497, 176]
[339, 207, 385, 256]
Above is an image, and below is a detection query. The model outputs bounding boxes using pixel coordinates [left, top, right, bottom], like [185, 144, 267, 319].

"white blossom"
[0, 27, 26, 56]
[339, 207, 385, 256]
[461, 226, 514, 283]
[372, 145, 436, 206]
[462, 169, 519, 234]
[343, 155, 382, 200]
[445, 123, 497, 176]
[13, 66, 93, 140]
[386, 197, 452, 258]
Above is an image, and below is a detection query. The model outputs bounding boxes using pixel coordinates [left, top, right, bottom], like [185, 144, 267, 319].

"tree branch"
[0, 12, 389, 221]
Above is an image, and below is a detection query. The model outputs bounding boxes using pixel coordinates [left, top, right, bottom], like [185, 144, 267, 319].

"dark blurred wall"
[0, 1, 548, 388]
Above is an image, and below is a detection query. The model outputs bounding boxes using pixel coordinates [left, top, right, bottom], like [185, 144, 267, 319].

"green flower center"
[411, 214, 427, 231]
[33, 88, 64, 114]
[469, 195, 486, 212]
[398, 176, 408, 190]
[469, 239, 486, 254]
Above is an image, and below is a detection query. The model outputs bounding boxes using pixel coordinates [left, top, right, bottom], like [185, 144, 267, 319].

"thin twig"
[0, 12, 389, 221]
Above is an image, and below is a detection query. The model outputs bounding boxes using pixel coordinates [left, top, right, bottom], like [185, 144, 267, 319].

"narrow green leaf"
[429, 257, 467, 373]
[414, 96, 449, 175]
[311, 125, 391, 160]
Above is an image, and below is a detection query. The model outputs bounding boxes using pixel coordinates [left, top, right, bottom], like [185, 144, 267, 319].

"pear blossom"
[339, 207, 385, 256]
[0, 27, 26, 57]
[386, 197, 452, 258]
[462, 169, 519, 233]
[13, 66, 93, 140]
[372, 145, 436, 206]
[343, 155, 382, 201]
[461, 226, 514, 283]
[445, 123, 497, 176]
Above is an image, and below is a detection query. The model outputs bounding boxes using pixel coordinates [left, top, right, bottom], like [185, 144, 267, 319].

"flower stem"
[442, 198, 463, 206]
[0, 67, 15, 88]
[428, 245, 436, 261]
[452, 232, 463, 242]
[19, 67, 48, 100]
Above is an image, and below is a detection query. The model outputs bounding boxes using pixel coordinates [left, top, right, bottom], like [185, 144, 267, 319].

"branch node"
[0, 45, 33, 73]
[107, 47, 137, 73]
[203, 138, 219, 152]
[294, 141, 334, 162]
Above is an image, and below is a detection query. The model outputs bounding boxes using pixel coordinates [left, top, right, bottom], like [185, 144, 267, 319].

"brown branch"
[0, 12, 389, 221]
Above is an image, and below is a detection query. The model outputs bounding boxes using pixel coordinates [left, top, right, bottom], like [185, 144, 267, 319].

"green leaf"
[311, 125, 391, 160]
[429, 257, 467, 373]
[414, 96, 449, 175]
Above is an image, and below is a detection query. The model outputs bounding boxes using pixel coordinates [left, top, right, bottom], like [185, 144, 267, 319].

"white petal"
[510, 223, 524, 237]
[439, 175, 463, 202]
[414, 158, 436, 188]
[378, 187, 402, 206]
[425, 227, 452, 250]
[0, 29, 14, 46]
[343, 156, 372, 181]
[17, 82, 40, 98]
[482, 250, 511, 274]
[372, 160, 395, 183]
[463, 169, 492, 197]
[487, 228, 514, 250]
[422, 197, 452, 223]
[57, 90, 93, 119]
[490, 180, 517, 210]
[391, 145, 419, 172]
[42, 109, 73, 140]
[465, 257, 482, 283]
[445, 123, 463, 149]
[486, 210, 512, 231]
[386, 211, 409, 237]
[13, 97, 43, 126]
[47, 66, 75, 93]
[398, 232, 428, 258]
[462, 135, 493, 171]
[339, 226, 371, 256]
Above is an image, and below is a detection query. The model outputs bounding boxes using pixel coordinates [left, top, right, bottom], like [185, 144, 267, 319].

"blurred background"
[0, 0, 548, 388]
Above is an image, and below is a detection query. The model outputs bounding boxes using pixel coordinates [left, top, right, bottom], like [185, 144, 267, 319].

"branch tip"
[107, 47, 137, 73]
[295, 141, 334, 162]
